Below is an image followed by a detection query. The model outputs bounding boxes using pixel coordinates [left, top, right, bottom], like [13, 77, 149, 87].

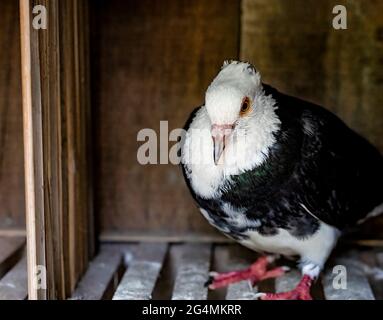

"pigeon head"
[205, 61, 275, 166]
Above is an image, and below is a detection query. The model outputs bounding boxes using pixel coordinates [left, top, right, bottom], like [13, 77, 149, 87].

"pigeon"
[180, 60, 383, 300]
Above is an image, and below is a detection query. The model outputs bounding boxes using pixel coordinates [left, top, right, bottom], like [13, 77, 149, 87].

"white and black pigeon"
[180, 60, 383, 300]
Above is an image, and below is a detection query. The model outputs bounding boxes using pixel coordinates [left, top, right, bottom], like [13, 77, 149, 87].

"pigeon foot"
[255, 274, 313, 300]
[205, 255, 289, 290]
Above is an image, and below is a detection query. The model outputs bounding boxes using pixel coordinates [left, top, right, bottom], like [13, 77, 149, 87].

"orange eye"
[240, 97, 251, 116]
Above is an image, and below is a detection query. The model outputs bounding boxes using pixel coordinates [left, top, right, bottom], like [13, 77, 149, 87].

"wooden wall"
[91, 0, 240, 240]
[92, 0, 383, 240]
[241, 0, 383, 152]
[0, 0, 25, 230]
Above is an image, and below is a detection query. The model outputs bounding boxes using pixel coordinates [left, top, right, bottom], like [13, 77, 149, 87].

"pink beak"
[211, 124, 235, 165]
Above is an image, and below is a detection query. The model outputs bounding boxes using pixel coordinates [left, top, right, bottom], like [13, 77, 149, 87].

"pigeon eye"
[240, 97, 251, 116]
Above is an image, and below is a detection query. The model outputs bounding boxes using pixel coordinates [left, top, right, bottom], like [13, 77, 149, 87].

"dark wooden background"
[90, 0, 240, 240]
[241, 0, 383, 152]
[0, 0, 25, 230]
[0, 0, 382, 240]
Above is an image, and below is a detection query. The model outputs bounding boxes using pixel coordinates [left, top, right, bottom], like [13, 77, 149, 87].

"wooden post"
[19, 0, 94, 299]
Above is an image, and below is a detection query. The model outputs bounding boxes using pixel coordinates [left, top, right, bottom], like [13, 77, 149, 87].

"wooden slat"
[226, 280, 255, 300]
[71, 245, 124, 300]
[99, 231, 383, 246]
[212, 245, 258, 300]
[0, 237, 25, 277]
[225, 251, 257, 300]
[113, 243, 168, 300]
[79, 0, 95, 264]
[20, 0, 68, 299]
[357, 250, 383, 300]
[61, 0, 78, 292]
[375, 252, 383, 300]
[226, 265, 256, 300]
[20, 0, 46, 300]
[40, 0, 67, 299]
[0, 255, 28, 300]
[99, 231, 229, 244]
[0, 230, 27, 238]
[322, 259, 375, 300]
[60, 0, 94, 293]
[172, 244, 211, 300]
[275, 270, 301, 293]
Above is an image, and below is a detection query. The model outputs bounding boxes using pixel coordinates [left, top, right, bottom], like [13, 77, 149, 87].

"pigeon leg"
[206, 255, 289, 290]
[256, 274, 313, 300]
[255, 263, 320, 300]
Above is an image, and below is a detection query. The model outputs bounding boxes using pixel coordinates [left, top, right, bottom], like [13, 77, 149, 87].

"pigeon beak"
[211, 124, 234, 165]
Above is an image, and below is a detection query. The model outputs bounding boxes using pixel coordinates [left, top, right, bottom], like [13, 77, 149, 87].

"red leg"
[257, 275, 313, 300]
[206, 255, 289, 290]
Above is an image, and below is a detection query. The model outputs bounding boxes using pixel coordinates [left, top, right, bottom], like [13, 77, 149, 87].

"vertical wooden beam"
[39, 0, 66, 299]
[60, 0, 94, 291]
[80, 0, 95, 263]
[19, 0, 94, 299]
[20, 0, 46, 300]
[60, 0, 79, 293]
[81, 0, 95, 266]
[64, 0, 94, 291]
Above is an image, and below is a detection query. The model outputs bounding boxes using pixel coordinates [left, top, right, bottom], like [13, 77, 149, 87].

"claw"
[206, 255, 287, 290]
[253, 292, 266, 300]
[204, 276, 214, 288]
[258, 275, 314, 300]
